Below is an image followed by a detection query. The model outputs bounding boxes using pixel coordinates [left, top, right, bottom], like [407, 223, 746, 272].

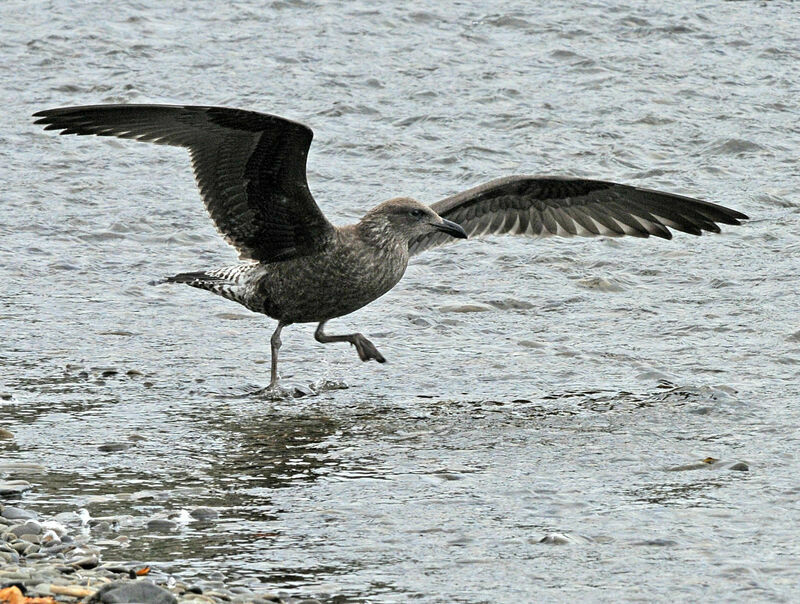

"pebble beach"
[0, 496, 290, 604]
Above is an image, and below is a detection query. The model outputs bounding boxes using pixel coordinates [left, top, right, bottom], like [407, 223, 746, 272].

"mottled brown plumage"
[33, 104, 748, 388]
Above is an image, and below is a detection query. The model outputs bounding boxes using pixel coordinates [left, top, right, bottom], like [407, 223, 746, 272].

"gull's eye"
[409, 209, 424, 219]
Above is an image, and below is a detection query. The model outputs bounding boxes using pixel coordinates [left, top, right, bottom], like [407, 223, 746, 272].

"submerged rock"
[537, 532, 593, 545]
[666, 458, 750, 472]
[189, 507, 219, 521]
[0, 481, 33, 498]
[97, 442, 132, 453]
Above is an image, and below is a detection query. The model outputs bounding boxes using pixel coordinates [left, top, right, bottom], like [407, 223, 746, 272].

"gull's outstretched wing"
[410, 175, 747, 255]
[34, 104, 334, 262]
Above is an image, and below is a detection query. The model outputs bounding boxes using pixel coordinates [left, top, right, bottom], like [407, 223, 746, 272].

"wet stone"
[41, 529, 61, 544]
[99, 565, 130, 575]
[147, 519, 177, 531]
[9, 521, 42, 536]
[0, 550, 20, 564]
[292, 384, 315, 398]
[43, 542, 72, 554]
[667, 458, 749, 472]
[229, 587, 252, 595]
[0, 480, 33, 497]
[90, 520, 113, 533]
[1, 506, 37, 521]
[70, 554, 99, 569]
[31, 583, 52, 595]
[98, 442, 132, 453]
[88, 580, 178, 604]
[0, 569, 32, 581]
[538, 533, 593, 545]
[19, 533, 42, 544]
[633, 538, 678, 547]
[189, 507, 219, 521]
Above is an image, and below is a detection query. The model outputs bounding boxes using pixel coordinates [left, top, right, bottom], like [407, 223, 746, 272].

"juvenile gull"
[33, 104, 748, 388]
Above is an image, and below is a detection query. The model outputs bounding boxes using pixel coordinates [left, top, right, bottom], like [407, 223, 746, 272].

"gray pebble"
[0, 569, 32, 581]
[0, 550, 20, 564]
[292, 384, 315, 398]
[90, 520, 112, 533]
[99, 564, 130, 575]
[189, 507, 219, 521]
[0, 480, 33, 497]
[70, 554, 99, 569]
[11, 540, 29, 553]
[147, 519, 177, 531]
[538, 532, 593, 545]
[31, 583, 53, 596]
[98, 442, 132, 453]
[19, 533, 42, 544]
[9, 520, 42, 536]
[23, 543, 41, 555]
[1, 506, 37, 521]
[88, 580, 178, 604]
[633, 538, 678, 547]
[28, 572, 57, 585]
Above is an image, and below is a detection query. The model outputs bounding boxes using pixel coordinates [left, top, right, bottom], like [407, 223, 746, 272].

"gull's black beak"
[434, 218, 468, 239]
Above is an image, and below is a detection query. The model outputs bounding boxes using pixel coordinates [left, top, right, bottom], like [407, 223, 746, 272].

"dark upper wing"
[33, 104, 334, 262]
[409, 175, 748, 255]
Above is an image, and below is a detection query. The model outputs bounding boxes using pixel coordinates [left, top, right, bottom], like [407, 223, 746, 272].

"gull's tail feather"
[153, 265, 264, 310]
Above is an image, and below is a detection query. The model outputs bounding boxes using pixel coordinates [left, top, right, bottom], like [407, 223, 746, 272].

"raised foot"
[352, 334, 386, 363]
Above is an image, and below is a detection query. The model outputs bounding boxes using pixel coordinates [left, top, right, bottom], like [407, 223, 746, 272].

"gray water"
[2, 0, 800, 601]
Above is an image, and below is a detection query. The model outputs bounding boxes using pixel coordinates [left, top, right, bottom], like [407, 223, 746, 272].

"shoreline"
[0, 498, 291, 604]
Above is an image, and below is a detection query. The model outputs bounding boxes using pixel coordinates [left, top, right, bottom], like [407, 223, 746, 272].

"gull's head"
[360, 197, 467, 245]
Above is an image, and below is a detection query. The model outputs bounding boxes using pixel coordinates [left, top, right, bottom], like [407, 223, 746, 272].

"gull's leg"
[269, 322, 285, 388]
[314, 321, 386, 363]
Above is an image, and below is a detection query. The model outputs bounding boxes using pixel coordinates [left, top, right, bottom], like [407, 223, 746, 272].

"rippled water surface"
[2, 0, 800, 601]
